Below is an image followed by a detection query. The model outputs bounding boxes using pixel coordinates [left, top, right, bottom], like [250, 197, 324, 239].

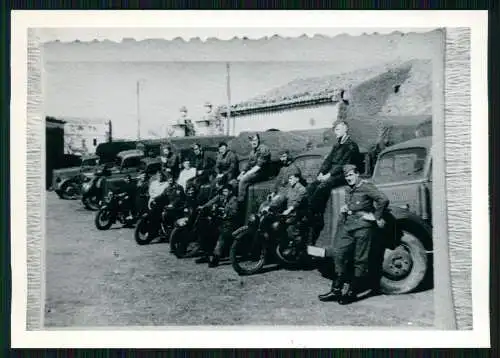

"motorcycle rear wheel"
[230, 228, 266, 276]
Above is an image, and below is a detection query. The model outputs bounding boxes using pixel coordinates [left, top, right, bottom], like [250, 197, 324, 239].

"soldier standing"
[318, 164, 389, 305]
[306, 121, 361, 246]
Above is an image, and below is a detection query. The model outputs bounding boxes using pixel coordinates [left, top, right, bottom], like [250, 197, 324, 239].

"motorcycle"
[169, 204, 223, 259]
[134, 200, 181, 246]
[81, 169, 109, 211]
[229, 204, 308, 276]
[94, 190, 136, 230]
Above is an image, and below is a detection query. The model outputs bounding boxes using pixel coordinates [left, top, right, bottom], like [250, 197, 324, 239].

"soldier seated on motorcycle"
[262, 166, 308, 257]
[147, 170, 186, 235]
[120, 174, 138, 222]
[194, 182, 239, 268]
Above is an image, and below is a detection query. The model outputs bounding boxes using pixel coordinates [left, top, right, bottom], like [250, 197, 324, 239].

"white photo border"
[10, 10, 489, 348]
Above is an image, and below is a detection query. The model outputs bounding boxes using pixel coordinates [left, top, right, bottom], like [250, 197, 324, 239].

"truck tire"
[379, 223, 429, 295]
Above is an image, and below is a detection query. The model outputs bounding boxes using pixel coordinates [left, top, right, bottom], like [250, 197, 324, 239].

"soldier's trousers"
[306, 175, 346, 215]
[213, 221, 236, 257]
[333, 225, 374, 280]
[238, 172, 265, 202]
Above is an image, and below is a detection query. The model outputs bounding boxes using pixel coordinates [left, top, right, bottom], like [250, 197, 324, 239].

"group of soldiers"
[120, 120, 390, 305]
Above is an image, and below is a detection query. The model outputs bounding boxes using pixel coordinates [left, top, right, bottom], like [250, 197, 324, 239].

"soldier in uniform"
[306, 121, 361, 246]
[214, 142, 239, 187]
[194, 183, 239, 267]
[269, 149, 301, 202]
[119, 174, 138, 222]
[236, 133, 271, 204]
[318, 164, 389, 305]
[160, 143, 181, 180]
[188, 142, 216, 189]
[266, 166, 308, 257]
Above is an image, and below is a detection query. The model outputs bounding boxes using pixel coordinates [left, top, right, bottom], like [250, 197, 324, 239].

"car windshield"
[372, 147, 427, 184]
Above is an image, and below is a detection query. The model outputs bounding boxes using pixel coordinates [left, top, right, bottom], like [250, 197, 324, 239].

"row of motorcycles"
[93, 187, 314, 276]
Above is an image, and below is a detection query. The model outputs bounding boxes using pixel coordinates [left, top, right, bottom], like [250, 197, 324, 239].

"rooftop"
[218, 60, 423, 117]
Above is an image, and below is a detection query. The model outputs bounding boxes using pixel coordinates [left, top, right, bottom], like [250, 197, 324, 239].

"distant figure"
[179, 106, 196, 137]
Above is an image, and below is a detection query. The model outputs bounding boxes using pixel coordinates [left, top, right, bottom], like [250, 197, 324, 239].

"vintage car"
[52, 154, 100, 199]
[237, 136, 432, 295]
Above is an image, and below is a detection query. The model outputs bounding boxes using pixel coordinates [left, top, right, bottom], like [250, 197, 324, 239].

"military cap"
[343, 164, 358, 175]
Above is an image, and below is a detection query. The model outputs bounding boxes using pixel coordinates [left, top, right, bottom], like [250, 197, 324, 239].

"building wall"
[46, 124, 65, 189]
[63, 119, 111, 155]
[232, 102, 339, 135]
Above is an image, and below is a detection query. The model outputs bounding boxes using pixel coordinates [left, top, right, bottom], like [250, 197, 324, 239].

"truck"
[238, 136, 433, 295]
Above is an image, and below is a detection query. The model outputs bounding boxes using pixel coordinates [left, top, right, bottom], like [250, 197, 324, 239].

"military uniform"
[215, 149, 239, 183]
[270, 178, 307, 249]
[320, 165, 389, 304]
[189, 150, 216, 188]
[161, 152, 181, 180]
[273, 161, 300, 195]
[197, 189, 239, 267]
[238, 143, 271, 202]
[306, 135, 361, 244]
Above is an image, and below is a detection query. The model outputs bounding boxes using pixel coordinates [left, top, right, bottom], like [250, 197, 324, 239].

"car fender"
[56, 177, 77, 191]
[386, 206, 433, 251]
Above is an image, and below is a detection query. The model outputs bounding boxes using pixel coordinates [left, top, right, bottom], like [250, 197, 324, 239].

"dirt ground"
[44, 192, 434, 327]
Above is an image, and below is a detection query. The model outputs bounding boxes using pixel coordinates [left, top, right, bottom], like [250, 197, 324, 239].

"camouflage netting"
[228, 114, 431, 160]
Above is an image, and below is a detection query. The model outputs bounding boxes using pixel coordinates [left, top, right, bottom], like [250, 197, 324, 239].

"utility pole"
[136, 80, 141, 140]
[226, 62, 232, 136]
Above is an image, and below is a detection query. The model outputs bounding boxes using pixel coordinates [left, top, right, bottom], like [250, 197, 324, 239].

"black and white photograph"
[10, 11, 489, 348]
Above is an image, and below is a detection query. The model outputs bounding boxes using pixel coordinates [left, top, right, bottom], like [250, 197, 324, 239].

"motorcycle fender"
[232, 225, 249, 239]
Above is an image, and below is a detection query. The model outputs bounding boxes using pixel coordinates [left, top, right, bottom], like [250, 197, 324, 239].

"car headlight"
[248, 214, 257, 224]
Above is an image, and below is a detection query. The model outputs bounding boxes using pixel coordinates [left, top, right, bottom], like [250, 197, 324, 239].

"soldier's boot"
[318, 278, 343, 302]
[208, 254, 220, 268]
[338, 280, 358, 305]
[195, 255, 210, 264]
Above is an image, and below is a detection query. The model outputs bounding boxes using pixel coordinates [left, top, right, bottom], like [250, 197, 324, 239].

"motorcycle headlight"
[176, 217, 189, 227]
[184, 208, 190, 214]
[271, 221, 281, 231]
[248, 214, 257, 224]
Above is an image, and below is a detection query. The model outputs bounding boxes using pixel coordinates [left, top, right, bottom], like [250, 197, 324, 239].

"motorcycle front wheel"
[170, 226, 199, 258]
[134, 216, 155, 245]
[95, 207, 114, 230]
[229, 227, 266, 276]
